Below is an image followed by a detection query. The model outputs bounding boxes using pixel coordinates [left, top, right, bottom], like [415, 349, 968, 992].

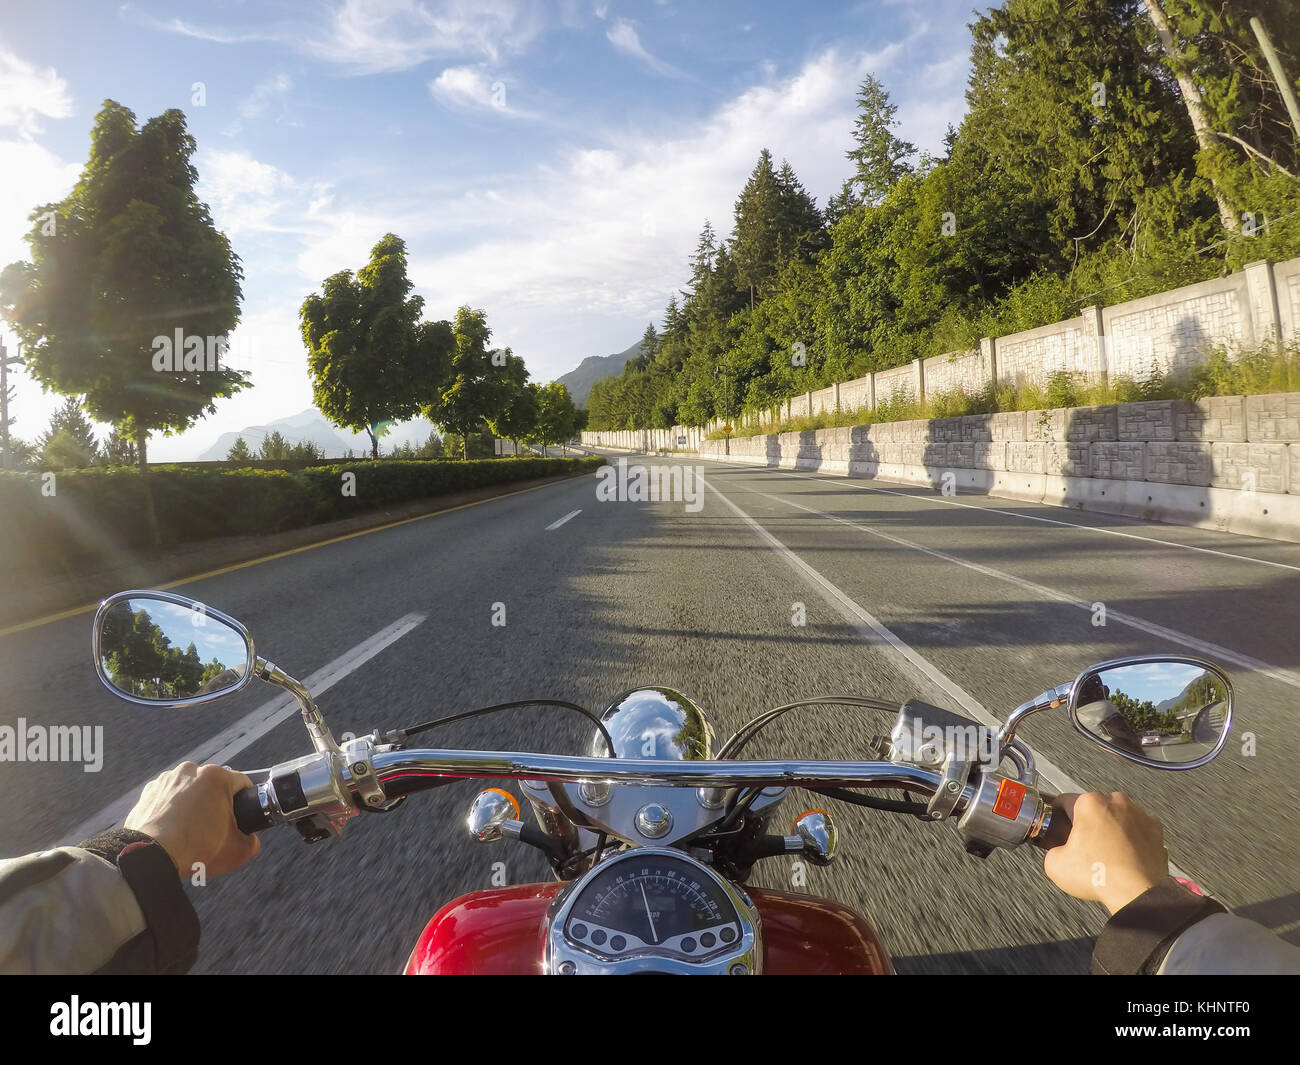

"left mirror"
[94, 592, 254, 706]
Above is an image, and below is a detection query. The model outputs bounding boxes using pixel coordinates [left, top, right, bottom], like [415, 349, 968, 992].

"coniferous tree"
[843, 75, 916, 208]
[732, 149, 785, 308]
[38, 397, 99, 461]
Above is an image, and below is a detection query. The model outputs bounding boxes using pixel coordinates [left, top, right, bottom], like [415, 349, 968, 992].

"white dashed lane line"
[546, 509, 583, 530]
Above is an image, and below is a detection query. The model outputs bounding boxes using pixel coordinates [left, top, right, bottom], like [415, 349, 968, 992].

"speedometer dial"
[564, 855, 741, 959]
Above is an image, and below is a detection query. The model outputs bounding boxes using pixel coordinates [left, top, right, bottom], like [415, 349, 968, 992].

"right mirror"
[1069, 657, 1232, 769]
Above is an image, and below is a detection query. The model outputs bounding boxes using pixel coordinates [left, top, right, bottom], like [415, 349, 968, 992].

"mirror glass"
[97, 597, 252, 703]
[1072, 660, 1229, 766]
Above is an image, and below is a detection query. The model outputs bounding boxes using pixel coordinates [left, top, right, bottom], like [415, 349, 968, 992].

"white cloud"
[127, 0, 544, 74]
[0, 140, 79, 266]
[605, 17, 680, 78]
[240, 73, 293, 120]
[197, 149, 302, 236]
[121, 4, 275, 46]
[314, 0, 543, 71]
[396, 48, 913, 372]
[429, 66, 531, 117]
[0, 45, 73, 139]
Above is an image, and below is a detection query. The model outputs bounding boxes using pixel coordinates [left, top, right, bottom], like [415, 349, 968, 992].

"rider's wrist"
[1099, 871, 1164, 915]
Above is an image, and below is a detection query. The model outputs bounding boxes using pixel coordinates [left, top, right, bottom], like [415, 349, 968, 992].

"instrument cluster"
[545, 848, 760, 974]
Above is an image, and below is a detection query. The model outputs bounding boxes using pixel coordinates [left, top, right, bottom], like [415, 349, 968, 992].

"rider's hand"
[125, 762, 261, 879]
[1042, 791, 1167, 914]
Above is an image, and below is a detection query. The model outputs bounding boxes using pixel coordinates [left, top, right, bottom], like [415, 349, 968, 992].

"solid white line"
[62, 612, 426, 845]
[730, 479, 1300, 692]
[706, 481, 1200, 883]
[546, 509, 582, 530]
[705, 457, 1300, 574]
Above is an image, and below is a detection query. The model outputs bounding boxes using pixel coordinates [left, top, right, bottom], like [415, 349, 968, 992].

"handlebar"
[1031, 797, 1073, 850]
[231, 749, 965, 834]
[234, 786, 272, 834]
[369, 749, 961, 795]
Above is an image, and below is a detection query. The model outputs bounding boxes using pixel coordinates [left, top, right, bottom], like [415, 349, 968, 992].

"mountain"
[196, 409, 445, 461]
[551, 338, 643, 407]
[196, 409, 361, 460]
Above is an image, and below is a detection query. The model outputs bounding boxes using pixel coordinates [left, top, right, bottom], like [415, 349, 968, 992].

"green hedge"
[0, 456, 602, 576]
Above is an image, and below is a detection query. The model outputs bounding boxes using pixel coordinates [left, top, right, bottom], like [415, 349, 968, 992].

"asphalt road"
[2, 452, 1298, 974]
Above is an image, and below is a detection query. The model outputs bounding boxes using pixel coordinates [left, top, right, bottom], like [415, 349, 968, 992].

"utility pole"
[0, 337, 23, 470]
[1251, 18, 1300, 144]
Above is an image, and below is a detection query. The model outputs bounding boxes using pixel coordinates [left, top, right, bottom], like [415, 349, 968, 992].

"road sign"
[722, 424, 733, 435]
[677, 435, 686, 446]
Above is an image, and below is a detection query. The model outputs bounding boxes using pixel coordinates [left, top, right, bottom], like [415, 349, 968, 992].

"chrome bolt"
[579, 780, 612, 807]
[557, 961, 577, 975]
[635, 802, 673, 839]
[729, 963, 749, 975]
[351, 762, 367, 776]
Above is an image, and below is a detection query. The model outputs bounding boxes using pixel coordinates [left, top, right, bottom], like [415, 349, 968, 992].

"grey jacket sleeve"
[0, 829, 200, 975]
[1092, 876, 1300, 975]
[1158, 913, 1300, 975]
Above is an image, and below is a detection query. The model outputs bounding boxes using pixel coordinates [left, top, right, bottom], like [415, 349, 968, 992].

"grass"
[705, 341, 1300, 440]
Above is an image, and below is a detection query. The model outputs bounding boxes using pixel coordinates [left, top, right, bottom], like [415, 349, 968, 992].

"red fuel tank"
[403, 883, 892, 974]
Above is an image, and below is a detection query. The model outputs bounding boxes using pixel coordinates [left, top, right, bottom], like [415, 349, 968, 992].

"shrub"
[1, 456, 602, 578]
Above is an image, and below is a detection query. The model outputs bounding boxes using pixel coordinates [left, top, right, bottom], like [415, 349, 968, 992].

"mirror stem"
[998, 683, 1073, 751]
[256, 658, 339, 754]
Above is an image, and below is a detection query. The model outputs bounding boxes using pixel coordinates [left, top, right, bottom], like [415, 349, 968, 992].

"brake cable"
[400, 699, 616, 755]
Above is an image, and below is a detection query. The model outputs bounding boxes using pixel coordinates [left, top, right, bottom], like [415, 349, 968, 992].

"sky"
[0, 0, 982, 460]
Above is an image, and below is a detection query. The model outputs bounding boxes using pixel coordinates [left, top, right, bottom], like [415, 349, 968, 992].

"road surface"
[2, 452, 1297, 973]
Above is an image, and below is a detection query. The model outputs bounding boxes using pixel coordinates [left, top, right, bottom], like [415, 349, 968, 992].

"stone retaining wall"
[697, 393, 1300, 543]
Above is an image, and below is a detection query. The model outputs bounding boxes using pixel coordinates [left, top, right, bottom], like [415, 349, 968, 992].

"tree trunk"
[134, 425, 162, 546]
[366, 427, 378, 460]
[1145, 0, 1238, 231]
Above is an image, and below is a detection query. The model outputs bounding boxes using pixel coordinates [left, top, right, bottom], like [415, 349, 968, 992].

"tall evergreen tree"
[688, 221, 718, 290]
[101, 426, 138, 465]
[732, 149, 785, 308]
[844, 75, 916, 207]
[775, 160, 825, 263]
[38, 396, 99, 460]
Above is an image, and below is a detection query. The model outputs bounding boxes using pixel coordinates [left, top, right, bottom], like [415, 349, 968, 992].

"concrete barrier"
[699, 392, 1300, 544]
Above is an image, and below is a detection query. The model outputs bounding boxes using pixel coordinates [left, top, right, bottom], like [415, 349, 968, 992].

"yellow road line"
[0, 475, 581, 638]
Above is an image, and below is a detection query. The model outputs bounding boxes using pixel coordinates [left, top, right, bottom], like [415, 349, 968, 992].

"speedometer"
[548, 849, 758, 973]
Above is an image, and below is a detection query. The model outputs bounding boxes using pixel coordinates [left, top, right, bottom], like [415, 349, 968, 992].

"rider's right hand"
[124, 762, 261, 879]
[1042, 791, 1168, 913]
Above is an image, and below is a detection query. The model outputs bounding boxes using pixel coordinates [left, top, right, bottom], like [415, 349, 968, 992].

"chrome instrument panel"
[545, 848, 761, 975]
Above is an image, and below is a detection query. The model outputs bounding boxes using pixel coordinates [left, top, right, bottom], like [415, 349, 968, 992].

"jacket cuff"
[78, 831, 200, 974]
[1091, 877, 1226, 975]
[77, 828, 160, 866]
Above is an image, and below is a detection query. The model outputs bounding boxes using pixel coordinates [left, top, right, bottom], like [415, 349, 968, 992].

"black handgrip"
[234, 786, 272, 834]
[1032, 800, 1072, 850]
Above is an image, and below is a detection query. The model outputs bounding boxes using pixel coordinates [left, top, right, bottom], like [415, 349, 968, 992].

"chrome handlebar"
[245, 744, 1053, 854]
[370, 749, 961, 794]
